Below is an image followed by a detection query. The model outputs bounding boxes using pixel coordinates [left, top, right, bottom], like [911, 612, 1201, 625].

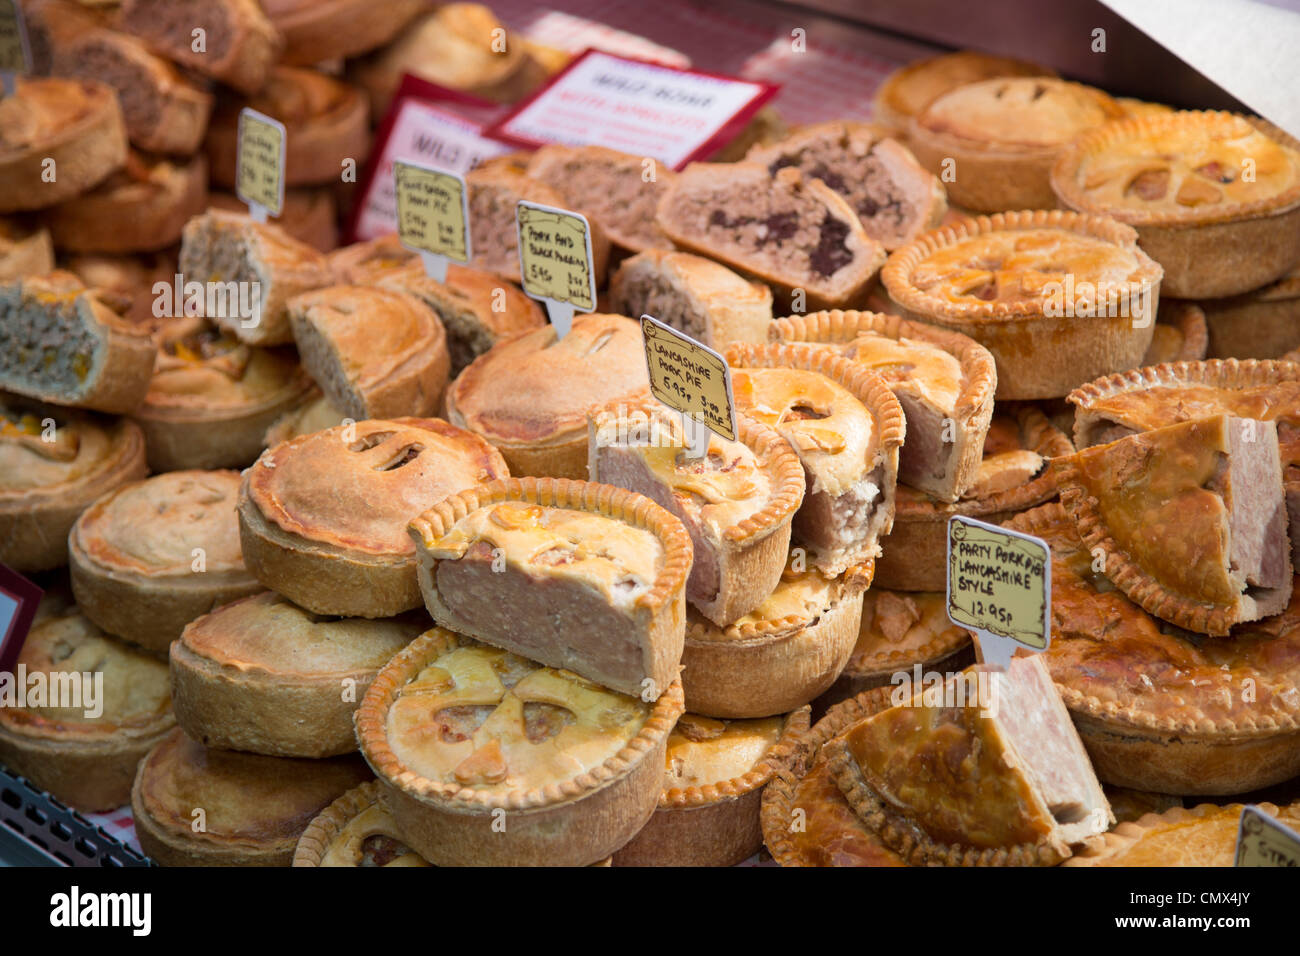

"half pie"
[612, 709, 808, 867]
[0, 397, 147, 571]
[1065, 802, 1300, 866]
[1144, 300, 1208, 364]
[1205, 267, 1300, 359]
[882, 210, 1163, 399]
[1053, 415, 1292, 635]
[873, 404, 1072, 590]
[747, 121, 946, 250]
[408, 477, 691, 699]
[771, 309, 997, 502]
[1052, 112, 1300, 298]
[355, 629, 684, 866]
[171, 592, 425, 757]
[446, 314, 651, 479]
[69, 470, 262, 654]
[824, 655, 1112, 865]
[293, 781, 431, 867]
[132, 316, 315, 471]
[0, 604, 174, 812]
[131, 728, 372, 866]
[725, 342, 905, 574]
[0, 272, 156, 413]
[587, 397, 805, 626]
[1008, 502, 1300, 794]
[682, 559, 874, 719]
[908, 78, 1124, 211]
[288, 285, 450, 420]
[239, 417, 508, 618]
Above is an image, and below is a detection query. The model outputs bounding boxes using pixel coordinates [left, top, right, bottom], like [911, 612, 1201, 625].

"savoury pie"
[824, 655, 1112, 866]
[265, 0, 428, 65]
[908, 78, 1124, 212]
[882, 210, 1164, 399]
[1144, 300, 1208, 364]
[0, 272, 156, 414]
[171, 592, 425, 757]
[1052, 112, 1300, 298]
[0, 217, 54, 280]
[1054, 415, 1292, 635]
[587, 397, 805, 627]
[1009, 502, 1300, 794]
[408, 477, 691, 699]
[873, 404, 1072, 591]
[69, 470, 262, 654]
[131, 728, 371, 866]
[1065, 802, 1300, 866]
[356, 629, 685, 866]
[611, 709, 809, 867]
[0, 397, 147, 571]
[63, 249, 178, 325]
[240, 417, 509, 618]
[446, 314, 651, 479]
[0, 605, 174, 812]
[288, 285, 450, 420]
[725, 342, 905, 574]
[682, 559, 874, 719]
[210, 187, 340, 253]
[1205, 268, 1300, 359]
[771, 309, 997, 502]
[293, 781, 430, 867]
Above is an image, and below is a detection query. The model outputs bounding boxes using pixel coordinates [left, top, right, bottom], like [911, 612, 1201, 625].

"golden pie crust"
[1065, 801, 1300, 866]
[355, 628, 684, 866]
[0, 216, 54, 280]
[69, 469, 261, 654]
[1008, 502, 1300, 795]
[266, 0, 428, 65]
[446, 314, 651, 479]
[883, 210, 1163, 399]
[874, 404, 1072, 590]
[408, 476, 691, 700]
[611, 708, 809, 867]
[131, 728, 372, 867]
[1144, 300, 1208, 365]
[1206, 268, 1300, 359]
[771, 309, 997, 502]
[1052, 112, 1300, 298]
[170, 592, 425, 757]
[239, 417, 509, 618]
[0, 398, 147, 571]
[0, 606, 174, 812]
[293, 781, 430, 867]
[682, 560, 874, 719]
[587, 396, 806, 627]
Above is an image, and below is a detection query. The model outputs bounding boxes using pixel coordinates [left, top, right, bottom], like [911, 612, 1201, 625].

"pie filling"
[705, 207, 854, 280]
[385, 644, 650, 795]
[850, 590, 970, 670]
[663, 713, 784, 791]
[1, 402, 117, 492]
[690, 566, 839, 641]
[321, 803, 429, 867]
[0, 281, 103, 395]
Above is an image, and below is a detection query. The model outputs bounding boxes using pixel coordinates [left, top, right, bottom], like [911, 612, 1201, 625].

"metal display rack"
[0, 766, 151, 867]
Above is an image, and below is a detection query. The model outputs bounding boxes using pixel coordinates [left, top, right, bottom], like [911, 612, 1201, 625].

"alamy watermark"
[890, 664, 999, 718]
[152, 274, 262, 329]
[1041, 274, 1154, 328]
[0, 667, 103, 719]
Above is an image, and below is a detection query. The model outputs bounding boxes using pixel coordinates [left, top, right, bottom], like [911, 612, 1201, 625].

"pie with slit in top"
[0, 396, 146, 571]
[1008, 502, 1300, 795]
[294, 781, 429, 867]
[408, 476, 691, 700]
[1143, 300, 1207, 365]
[446, 313, 651, 479]
[908, 77, 1124, 212]
[171, 592, 426, 757]
[587, 396, 805, 627]
[0, 605, 174, 812]
[612, 708, 809, 867]
[131, 728, 372, 867]
[69, 469, 261, 654]
[725, 342, 905, 575]
[355, 628, 684, 866]
[132, 316, 314, 472]
[883, 210, 1163, 399]
[824, 655, 1111, 866]
[1052, 112, 1300, 298]
[874, 404, 1072, 591]
[239, 417, 509, 618]
[1065, 802, 1300, 866]
[771, 309, 997, 502]
[682, 558, 874, 719]
[1054, 414, 1292, 636]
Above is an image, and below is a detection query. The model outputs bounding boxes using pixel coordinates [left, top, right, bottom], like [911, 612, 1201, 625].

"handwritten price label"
[395, 160, 469, 281]
[516, 201, 596, 337]
[236, 108, 286, 219]
[1236, 806, 1300, 866]
[641, 315, 735, 444]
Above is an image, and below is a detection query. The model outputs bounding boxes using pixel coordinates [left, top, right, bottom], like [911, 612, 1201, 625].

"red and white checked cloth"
[84, 806, 142, 856]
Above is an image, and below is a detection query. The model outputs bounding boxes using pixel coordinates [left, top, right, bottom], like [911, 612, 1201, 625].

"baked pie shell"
[883, 210, 1163, 399]
[1064, 801, 1289, 866]
[355, 627, 685, 866]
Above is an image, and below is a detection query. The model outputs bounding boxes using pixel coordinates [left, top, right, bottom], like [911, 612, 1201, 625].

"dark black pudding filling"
[707, 210, 853, 278]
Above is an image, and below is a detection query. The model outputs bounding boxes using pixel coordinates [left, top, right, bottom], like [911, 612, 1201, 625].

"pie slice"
[824, 655, 1112, 866]
[772, 309, 997, 502]
[587, 397, 805, 627]
[1065, 802, 1300, 866]
[407, 477, 692, 699]
[1054, 414, 1292, 635]
[725, 342, 905, 574]
[355, 629, 683, 866]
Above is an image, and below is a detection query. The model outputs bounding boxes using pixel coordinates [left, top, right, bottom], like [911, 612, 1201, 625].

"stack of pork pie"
[3, 11, 1300, 867]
